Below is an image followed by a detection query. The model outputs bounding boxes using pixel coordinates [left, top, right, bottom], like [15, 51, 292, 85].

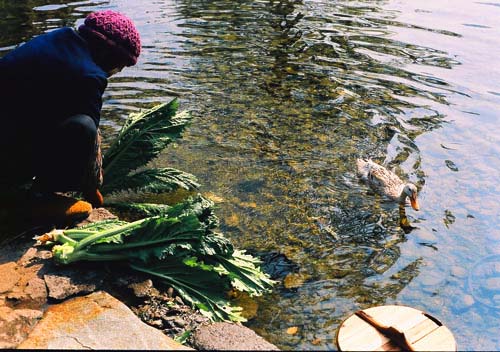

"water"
[1, 0, 499, 350]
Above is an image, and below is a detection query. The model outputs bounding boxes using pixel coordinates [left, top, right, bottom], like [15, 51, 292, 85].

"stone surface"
[0, 249, 49, 348]
[0, 262, 20, 293]
[128, 279, 160, 298]
[18, 291, 191, 350]
[191, 322, 280, 350]
[75, 207, 117, 227]
[0, 210, 279, 350]
[44, 273, 99, 300]
[0, 305, 43, 348]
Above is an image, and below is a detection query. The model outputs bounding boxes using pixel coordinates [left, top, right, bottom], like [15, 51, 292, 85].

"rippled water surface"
[2, 0, 500, 350]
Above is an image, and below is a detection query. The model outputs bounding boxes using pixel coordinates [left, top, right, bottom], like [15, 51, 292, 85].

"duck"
[356, 158, 420, 211]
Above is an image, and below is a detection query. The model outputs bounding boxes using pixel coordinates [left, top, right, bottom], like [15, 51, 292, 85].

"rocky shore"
[0, 208, 279, 350]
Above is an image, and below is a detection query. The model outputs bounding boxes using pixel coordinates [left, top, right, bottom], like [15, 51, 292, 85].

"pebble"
[194, 316, 208, 324]
[128, 279, 154, 298]
[175, 296, 184, 305]
[462, 294, 475, 307]
[417, 232, 437, 242]
[450, 266, 468, 278]
[173, 317, 187, 327]
[420, 272, 443, 286]
[485, 277, 500, 290]
[150, 319, 163, 328]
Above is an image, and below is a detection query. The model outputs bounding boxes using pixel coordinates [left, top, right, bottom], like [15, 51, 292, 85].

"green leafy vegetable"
[41, 99, 276, 322]
[103, 168, 199, 196]
[102, 99, 198, 195]
[36, 196, 275, 322]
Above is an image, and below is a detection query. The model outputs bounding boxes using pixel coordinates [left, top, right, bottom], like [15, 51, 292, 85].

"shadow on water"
[1, 0, 485, 350]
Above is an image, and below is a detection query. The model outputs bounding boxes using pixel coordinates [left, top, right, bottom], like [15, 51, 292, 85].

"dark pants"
[0, 114, 97, 193]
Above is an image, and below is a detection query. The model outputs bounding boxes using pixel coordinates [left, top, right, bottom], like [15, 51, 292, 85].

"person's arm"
[72, 75, 107, 207]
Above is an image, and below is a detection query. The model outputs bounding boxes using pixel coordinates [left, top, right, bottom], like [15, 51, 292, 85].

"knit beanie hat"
[78, 10, 141, 67]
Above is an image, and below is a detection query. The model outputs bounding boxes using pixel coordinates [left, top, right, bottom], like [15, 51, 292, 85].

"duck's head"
[403, 183, 419, 211]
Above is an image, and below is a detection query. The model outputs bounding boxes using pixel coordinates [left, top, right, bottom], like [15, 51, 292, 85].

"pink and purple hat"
[79, 10, 141, 67]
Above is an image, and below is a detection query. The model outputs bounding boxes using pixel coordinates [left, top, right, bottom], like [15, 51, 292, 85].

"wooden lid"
[336, 305, 456, 351]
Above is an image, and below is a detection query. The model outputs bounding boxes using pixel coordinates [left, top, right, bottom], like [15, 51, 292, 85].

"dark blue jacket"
[0, 27, 107, 136]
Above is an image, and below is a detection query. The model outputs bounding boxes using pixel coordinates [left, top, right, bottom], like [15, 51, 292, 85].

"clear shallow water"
[1, 0, 499, 350]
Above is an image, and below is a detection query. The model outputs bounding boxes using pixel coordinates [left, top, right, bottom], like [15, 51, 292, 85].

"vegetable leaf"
[102, 167, 199, 195]
[102, 99, 193, 191]
[43, 196, 274, 322]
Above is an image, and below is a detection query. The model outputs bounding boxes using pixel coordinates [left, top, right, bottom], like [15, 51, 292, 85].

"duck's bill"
[410, 196, 420, 211]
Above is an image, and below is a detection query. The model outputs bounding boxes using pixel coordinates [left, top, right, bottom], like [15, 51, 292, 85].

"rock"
[453, 294, 475, 314]
[17, 291, 191, 350]
[485, 277, 500, 290]
[44, 273, 99, 300]
[462, 294, 475, 307]
[191, 322, 280, 350]
[0, 306, 42, 348]
[0, 262, 20, 294]
[13, 309, 43, 321]
[128, 279, 159, 298]
[75, 208, 117, 227]
[417, 232, 437, 242]
[450, 266, 467, 278]
[24, 277, 48, 304]
[173, 317, 187, 328]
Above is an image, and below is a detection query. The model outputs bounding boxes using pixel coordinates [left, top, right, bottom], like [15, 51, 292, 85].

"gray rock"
[17, 291, 191, 350]
[24, 277, 48, 304]
[486, 277, 500, 290]
[192, 322, 279, 350]
[128, 279, 159, 298]
[43, 272, 101, 300]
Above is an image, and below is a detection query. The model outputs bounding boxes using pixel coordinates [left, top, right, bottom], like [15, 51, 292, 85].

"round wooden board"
[336, 305, 456, 351]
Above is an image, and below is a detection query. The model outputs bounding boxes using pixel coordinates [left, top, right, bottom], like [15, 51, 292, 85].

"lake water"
[1, 0, 499, 350]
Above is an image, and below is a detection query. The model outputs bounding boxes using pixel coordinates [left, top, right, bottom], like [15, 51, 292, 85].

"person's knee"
[59, 114, 97, 142]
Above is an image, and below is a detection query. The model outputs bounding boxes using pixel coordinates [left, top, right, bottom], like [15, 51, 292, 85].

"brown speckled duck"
[356, 158, 419, 211]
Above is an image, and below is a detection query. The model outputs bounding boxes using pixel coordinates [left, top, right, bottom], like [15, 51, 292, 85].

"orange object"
[83, 188, 104, 208]
[28, 193, 92, 224]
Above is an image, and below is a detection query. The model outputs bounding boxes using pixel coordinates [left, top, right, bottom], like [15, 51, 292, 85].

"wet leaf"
[440, 143, 457, 150]
[239, 201, 257, 208]
[204, 192, 225, 203]
[445, 159, 459, 172]
[225, 213, 240, 227]
[444, 209, 456, 228]
[283, 272, 307, 289]
[312, 338, 321, 345]
[231, 291, 259, 320]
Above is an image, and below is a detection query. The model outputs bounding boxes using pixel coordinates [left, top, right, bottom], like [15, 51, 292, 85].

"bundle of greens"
[38, 98, 274, 321]
[37, 195, 274, 322]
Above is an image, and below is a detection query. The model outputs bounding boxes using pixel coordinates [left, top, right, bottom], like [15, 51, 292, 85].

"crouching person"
[0, 10, 141, 223]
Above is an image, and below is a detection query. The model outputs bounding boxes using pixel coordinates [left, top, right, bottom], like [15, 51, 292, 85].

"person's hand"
[83, 188, 104, 208]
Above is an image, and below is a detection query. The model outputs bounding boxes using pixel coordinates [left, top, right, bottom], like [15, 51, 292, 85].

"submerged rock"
[17, 291, 190, 350]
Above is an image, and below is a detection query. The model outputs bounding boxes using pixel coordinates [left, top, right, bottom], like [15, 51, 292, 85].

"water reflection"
[0, 0, 108, 52]
[166, 1, 459, 348]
